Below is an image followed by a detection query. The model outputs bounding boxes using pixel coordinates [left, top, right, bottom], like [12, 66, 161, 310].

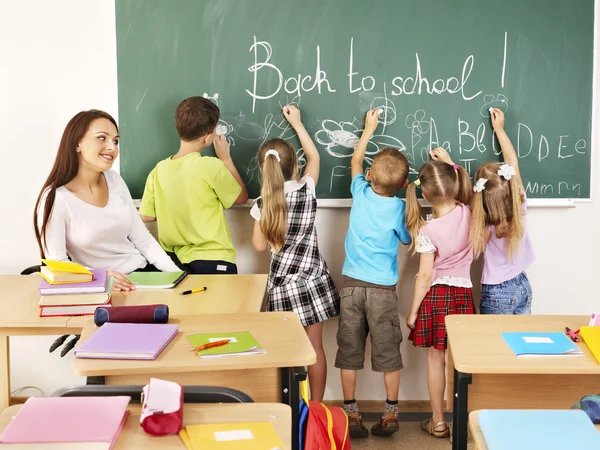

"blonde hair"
[258, 138, 298, 253]
[405, 161, 472, 252]
[471, 162, 523, 260]
[370, 148, 409, 196]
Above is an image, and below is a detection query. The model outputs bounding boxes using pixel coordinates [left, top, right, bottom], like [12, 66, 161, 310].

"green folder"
[126, 271, 186, 289]
[187, 332, 266, 358]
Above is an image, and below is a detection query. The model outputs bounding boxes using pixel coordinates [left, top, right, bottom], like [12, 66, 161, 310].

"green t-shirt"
[139, 153, 242, 265]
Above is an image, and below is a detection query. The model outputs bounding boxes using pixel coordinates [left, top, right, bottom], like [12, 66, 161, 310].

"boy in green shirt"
[140, 96, 248, 274]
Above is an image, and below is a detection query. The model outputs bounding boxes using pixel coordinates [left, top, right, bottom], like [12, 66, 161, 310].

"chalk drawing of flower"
[405, 109, 430, 135]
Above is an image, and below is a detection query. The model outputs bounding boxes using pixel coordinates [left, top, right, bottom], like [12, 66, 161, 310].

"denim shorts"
[480, 272, 532, 315]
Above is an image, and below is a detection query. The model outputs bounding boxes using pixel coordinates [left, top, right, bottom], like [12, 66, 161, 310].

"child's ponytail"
[470, 191, 487, 257]
[505, 176, 524, 261]
[405, 181, 424, 252]
[455, 166, 473, 206]
[260, 155, 288, 253]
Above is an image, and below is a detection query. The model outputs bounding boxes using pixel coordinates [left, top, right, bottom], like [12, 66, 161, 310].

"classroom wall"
[0, 0, 598, 400]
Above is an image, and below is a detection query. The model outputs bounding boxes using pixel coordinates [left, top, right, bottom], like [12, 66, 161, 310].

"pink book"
[38, 269, 108, 295]
[74, 322, 179, 360]
[0, 396, 130, 449]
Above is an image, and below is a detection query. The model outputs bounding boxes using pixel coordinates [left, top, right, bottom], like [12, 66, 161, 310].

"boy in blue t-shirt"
[335, 109, 411, 438]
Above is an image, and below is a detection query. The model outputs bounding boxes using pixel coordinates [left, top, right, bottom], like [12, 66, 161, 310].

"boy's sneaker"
[371, 412, 400, 436]
[347, 412, 369, 438]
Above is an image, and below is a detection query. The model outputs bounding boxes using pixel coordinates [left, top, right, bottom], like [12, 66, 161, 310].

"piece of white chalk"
[488, 107, 494, 113]
[376, 109, 383, 115]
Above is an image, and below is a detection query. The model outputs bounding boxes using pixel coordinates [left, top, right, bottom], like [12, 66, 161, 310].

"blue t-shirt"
[342, 175, 411, 285]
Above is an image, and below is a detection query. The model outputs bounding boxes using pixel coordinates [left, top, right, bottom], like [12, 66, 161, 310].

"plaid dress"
[408, 284, 475, 350]
[251, 176, 340, 326]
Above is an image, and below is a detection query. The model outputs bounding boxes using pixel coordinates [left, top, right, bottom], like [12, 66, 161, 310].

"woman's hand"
[108, 271, 135, 292]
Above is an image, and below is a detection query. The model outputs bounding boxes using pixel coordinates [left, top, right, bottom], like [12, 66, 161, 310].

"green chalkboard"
[116, 0, 594, 200]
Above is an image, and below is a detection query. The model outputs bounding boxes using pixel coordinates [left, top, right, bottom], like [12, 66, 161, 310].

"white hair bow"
[498, 164, 516, 180]
[265, 149, 281, 162]
[473, 178, 487, 193]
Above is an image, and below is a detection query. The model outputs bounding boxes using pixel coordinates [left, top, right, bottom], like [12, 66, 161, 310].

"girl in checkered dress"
[250, 105, 340, 401]
[405, 147, 475, 439]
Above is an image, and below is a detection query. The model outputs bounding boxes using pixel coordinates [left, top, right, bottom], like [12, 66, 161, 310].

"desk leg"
[0, 335, 10, 410]
[452, 369, 472, 450]
[86, 376, 105, 385]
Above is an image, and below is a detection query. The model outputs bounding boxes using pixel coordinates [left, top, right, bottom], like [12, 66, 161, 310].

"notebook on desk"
[179, 422, 284, 450]
[501, 332, 584, 357]
[38, 269, 108, 295]
[478, 410, 600, 449]
[39, 278, 114, 317]
[126, 271, 186, 289]
[580, 326, 600, 364]
[0, 396, 130, 449]
[39, 259, 93, 284]
[187, 332, 266, 358]
[74, 322, 179, 360]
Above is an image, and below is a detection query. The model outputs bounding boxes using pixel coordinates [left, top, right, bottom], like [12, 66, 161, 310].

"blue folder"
[479, 410, 600, 450]
[501, 332, 583, 357]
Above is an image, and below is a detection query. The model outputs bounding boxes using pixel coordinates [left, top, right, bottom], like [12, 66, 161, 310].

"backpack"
[299, 381, 351, 450]
[590, 309, 600, 326]
[572, 395, 600, 424]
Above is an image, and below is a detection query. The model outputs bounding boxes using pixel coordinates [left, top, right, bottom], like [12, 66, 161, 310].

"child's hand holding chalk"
[364, 109, 380, 134]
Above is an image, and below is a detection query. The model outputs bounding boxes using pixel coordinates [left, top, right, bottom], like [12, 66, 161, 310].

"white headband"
[265, 149, 281, 162]
[498, 164, 516, 180]
[473, 178, 487, 193]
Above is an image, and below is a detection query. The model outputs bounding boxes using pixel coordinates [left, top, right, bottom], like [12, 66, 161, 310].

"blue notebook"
[501, 332, 583, 357]
[479, 410, 600, 450]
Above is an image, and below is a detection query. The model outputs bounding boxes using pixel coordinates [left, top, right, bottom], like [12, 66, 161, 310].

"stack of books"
[38, 260, 113, 317]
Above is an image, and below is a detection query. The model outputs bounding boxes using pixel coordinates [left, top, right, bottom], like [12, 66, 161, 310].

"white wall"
[0, 0, 598, 401]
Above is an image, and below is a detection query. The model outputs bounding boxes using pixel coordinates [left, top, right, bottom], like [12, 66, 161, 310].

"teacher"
[33, 110, 180, 291]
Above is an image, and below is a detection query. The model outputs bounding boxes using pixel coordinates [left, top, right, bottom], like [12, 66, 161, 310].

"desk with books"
[73, 312, 315, 450]
[0, 402, 292, 449]
[469, 410, 600, 450]
[446, 314, 600, 450]
[0, 274, 268, 410]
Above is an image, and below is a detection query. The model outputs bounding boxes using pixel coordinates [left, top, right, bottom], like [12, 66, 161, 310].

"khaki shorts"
[335, 286, 403, 372]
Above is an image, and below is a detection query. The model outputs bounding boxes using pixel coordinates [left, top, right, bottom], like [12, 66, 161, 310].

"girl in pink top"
[405, 148, 475, 438]
[471, 109, 535, 315]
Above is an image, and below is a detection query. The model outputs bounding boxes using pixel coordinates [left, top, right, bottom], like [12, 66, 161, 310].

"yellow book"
[580, 326, 600, 364]
[40, 260, 93, 284]
[183, 422, 285, 450]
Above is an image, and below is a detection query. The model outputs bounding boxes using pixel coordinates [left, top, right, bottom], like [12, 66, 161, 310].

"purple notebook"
[74, 322, 179, 360]
[39, 269, 108, 295]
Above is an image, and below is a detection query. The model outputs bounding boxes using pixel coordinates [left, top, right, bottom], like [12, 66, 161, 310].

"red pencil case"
[140, 378, 183, 436]
[93, 304, 169, 326]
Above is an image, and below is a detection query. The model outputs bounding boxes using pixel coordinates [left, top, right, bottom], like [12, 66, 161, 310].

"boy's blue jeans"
[480, 272, 532, 315]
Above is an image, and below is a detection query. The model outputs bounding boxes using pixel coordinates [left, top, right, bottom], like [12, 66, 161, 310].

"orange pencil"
[189, 339, 230, 352]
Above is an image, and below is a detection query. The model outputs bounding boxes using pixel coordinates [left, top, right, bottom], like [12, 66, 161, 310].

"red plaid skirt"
[409, 284, 475, 350]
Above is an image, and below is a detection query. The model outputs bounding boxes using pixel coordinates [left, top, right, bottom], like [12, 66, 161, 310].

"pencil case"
[140, 378, 183, 436]
[93, 304, 169, 326]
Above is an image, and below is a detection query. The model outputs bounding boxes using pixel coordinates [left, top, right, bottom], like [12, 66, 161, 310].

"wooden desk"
[446, 315, 600, 450]
[0, 402, 292, 449]
[0, 274, 267, 411]
[74, 312, 314, 450]
[469, 410, 600, 450]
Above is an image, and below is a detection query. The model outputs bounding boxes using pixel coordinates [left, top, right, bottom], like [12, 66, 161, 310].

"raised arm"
[214, 134, 248, 205]
[282, 105, 320, 186]
[491, 108, 523, 189]
[352, 109, 380, 178]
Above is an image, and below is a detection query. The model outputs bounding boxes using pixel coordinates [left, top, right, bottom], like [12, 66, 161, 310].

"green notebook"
[126, 271, 186, 289]
[188, 332, 266, 359]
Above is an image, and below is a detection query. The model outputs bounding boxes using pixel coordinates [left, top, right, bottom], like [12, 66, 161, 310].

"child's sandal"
[420, 418, 450, 438]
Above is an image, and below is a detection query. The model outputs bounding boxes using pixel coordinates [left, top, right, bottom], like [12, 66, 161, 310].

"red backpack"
[304, 401, 351, 450]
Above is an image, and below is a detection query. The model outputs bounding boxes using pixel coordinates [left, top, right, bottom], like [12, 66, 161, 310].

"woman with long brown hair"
[33, 110, 180, 291]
